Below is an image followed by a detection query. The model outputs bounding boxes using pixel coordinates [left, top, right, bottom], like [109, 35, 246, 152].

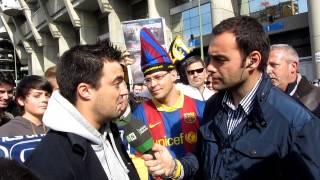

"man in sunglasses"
[129, 28, 205, 170]
[176, 52, 215, 101]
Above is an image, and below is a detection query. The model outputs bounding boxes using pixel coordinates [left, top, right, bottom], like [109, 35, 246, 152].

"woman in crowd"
[0, 75, 52, 137]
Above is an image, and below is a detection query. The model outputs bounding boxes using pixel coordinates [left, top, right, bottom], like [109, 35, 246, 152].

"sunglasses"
[187, 68, 204, 75]
[204, 81, 212, 85]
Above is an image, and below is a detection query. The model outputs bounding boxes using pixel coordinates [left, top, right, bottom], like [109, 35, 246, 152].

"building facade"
[0, 0, 318, 80]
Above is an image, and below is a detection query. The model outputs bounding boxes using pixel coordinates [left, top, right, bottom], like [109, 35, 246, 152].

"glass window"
[190, 28, 199, 36]
[201, 3, 210, 14]
[202, 13, 212, 25]
[202, 24, 212, 34]
[183, 29, 191, 40]
[182, 10, 190, 19]
[189, 8, 198, 18]
[171, 2, 212, 46]
[183, 19, 190, 30]
[190, 17, 198, 28]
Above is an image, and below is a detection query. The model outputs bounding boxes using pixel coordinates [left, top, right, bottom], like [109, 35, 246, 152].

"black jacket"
[293, 75, 320, 118]
[24, 123, 139, 180]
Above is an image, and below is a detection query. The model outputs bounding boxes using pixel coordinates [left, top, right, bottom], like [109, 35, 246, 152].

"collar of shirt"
[286, 73, 302, 96]
[222, 74, 263, 115]
[151, 90, 184, 112]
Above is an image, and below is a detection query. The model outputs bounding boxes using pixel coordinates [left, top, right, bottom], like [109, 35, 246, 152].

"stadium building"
[0, 0, 318, 81]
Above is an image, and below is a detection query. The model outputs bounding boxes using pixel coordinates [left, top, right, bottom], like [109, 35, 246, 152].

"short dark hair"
[212, 16, 270, 71]
[0, 158, 39, 180]
[15, 75, 53, 115]
[0, 72, 15, 87]
[183, 56, 204, 69]
[57, 41, 122, 104]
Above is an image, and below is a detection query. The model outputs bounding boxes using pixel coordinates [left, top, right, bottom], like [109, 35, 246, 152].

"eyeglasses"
[144, 72, 169, 85]
[187, 68, 204, 75]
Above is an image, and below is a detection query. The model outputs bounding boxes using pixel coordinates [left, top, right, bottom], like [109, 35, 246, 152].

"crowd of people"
[0, 15, 319, 180]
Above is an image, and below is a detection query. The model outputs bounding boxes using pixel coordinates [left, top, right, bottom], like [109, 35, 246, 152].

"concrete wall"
[78, 11, 98, 45]
[42, 33, 58, 70]
[108, 0, 131, 50]
[308, 0, 320, 78]
[210, 0, 235, 26]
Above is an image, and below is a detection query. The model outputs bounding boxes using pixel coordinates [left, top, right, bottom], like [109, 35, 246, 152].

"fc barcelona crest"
[183, 112, 196, 123]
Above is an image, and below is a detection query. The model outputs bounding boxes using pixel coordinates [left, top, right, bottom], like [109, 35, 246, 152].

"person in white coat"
[176, 54, 215, 101]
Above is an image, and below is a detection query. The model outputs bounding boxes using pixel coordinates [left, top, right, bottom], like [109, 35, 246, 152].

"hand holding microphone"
[142, 143, 177, 178]
[122, 119, 179, 178]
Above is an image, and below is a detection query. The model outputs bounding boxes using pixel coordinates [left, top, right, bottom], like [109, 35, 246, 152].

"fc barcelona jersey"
[132, 93, 205, 159]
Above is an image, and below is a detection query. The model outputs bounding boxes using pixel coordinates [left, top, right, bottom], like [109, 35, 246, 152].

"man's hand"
[141, 144, 176, 177]
[121, 51, 134, 66]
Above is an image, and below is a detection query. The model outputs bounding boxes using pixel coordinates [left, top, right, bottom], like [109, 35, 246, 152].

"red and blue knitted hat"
[140, 27, 174, 76]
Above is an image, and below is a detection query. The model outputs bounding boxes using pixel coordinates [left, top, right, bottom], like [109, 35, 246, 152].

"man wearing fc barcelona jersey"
[131, 28, 205, 159]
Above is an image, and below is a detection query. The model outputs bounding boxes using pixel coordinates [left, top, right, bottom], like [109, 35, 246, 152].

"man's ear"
[169, 69, 178, 81]
[289, 61, 298, 74]
[246, 51, 261, 70]
[17, 97, 25, 107]
[77, 83, 92, 100]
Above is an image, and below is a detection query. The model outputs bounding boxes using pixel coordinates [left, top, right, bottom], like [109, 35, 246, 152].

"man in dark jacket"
[267, 44, 320, 117]
[141, 16, 320, 180]
[24, 42, 139, 180]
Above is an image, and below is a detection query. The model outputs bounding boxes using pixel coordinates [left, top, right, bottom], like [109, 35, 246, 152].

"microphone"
[122, 119, 154, 154]
[123, 119, 163, 180]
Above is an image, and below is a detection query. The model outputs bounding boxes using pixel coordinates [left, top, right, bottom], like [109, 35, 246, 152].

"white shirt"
[176, 83, 215, 101]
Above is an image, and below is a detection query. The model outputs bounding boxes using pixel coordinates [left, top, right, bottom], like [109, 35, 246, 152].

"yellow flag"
[169, 36, 190, 63]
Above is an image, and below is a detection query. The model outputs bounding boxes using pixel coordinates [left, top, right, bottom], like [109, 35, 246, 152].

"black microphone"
[122, 119, 154, 154]
[123, 120, 163, 179]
